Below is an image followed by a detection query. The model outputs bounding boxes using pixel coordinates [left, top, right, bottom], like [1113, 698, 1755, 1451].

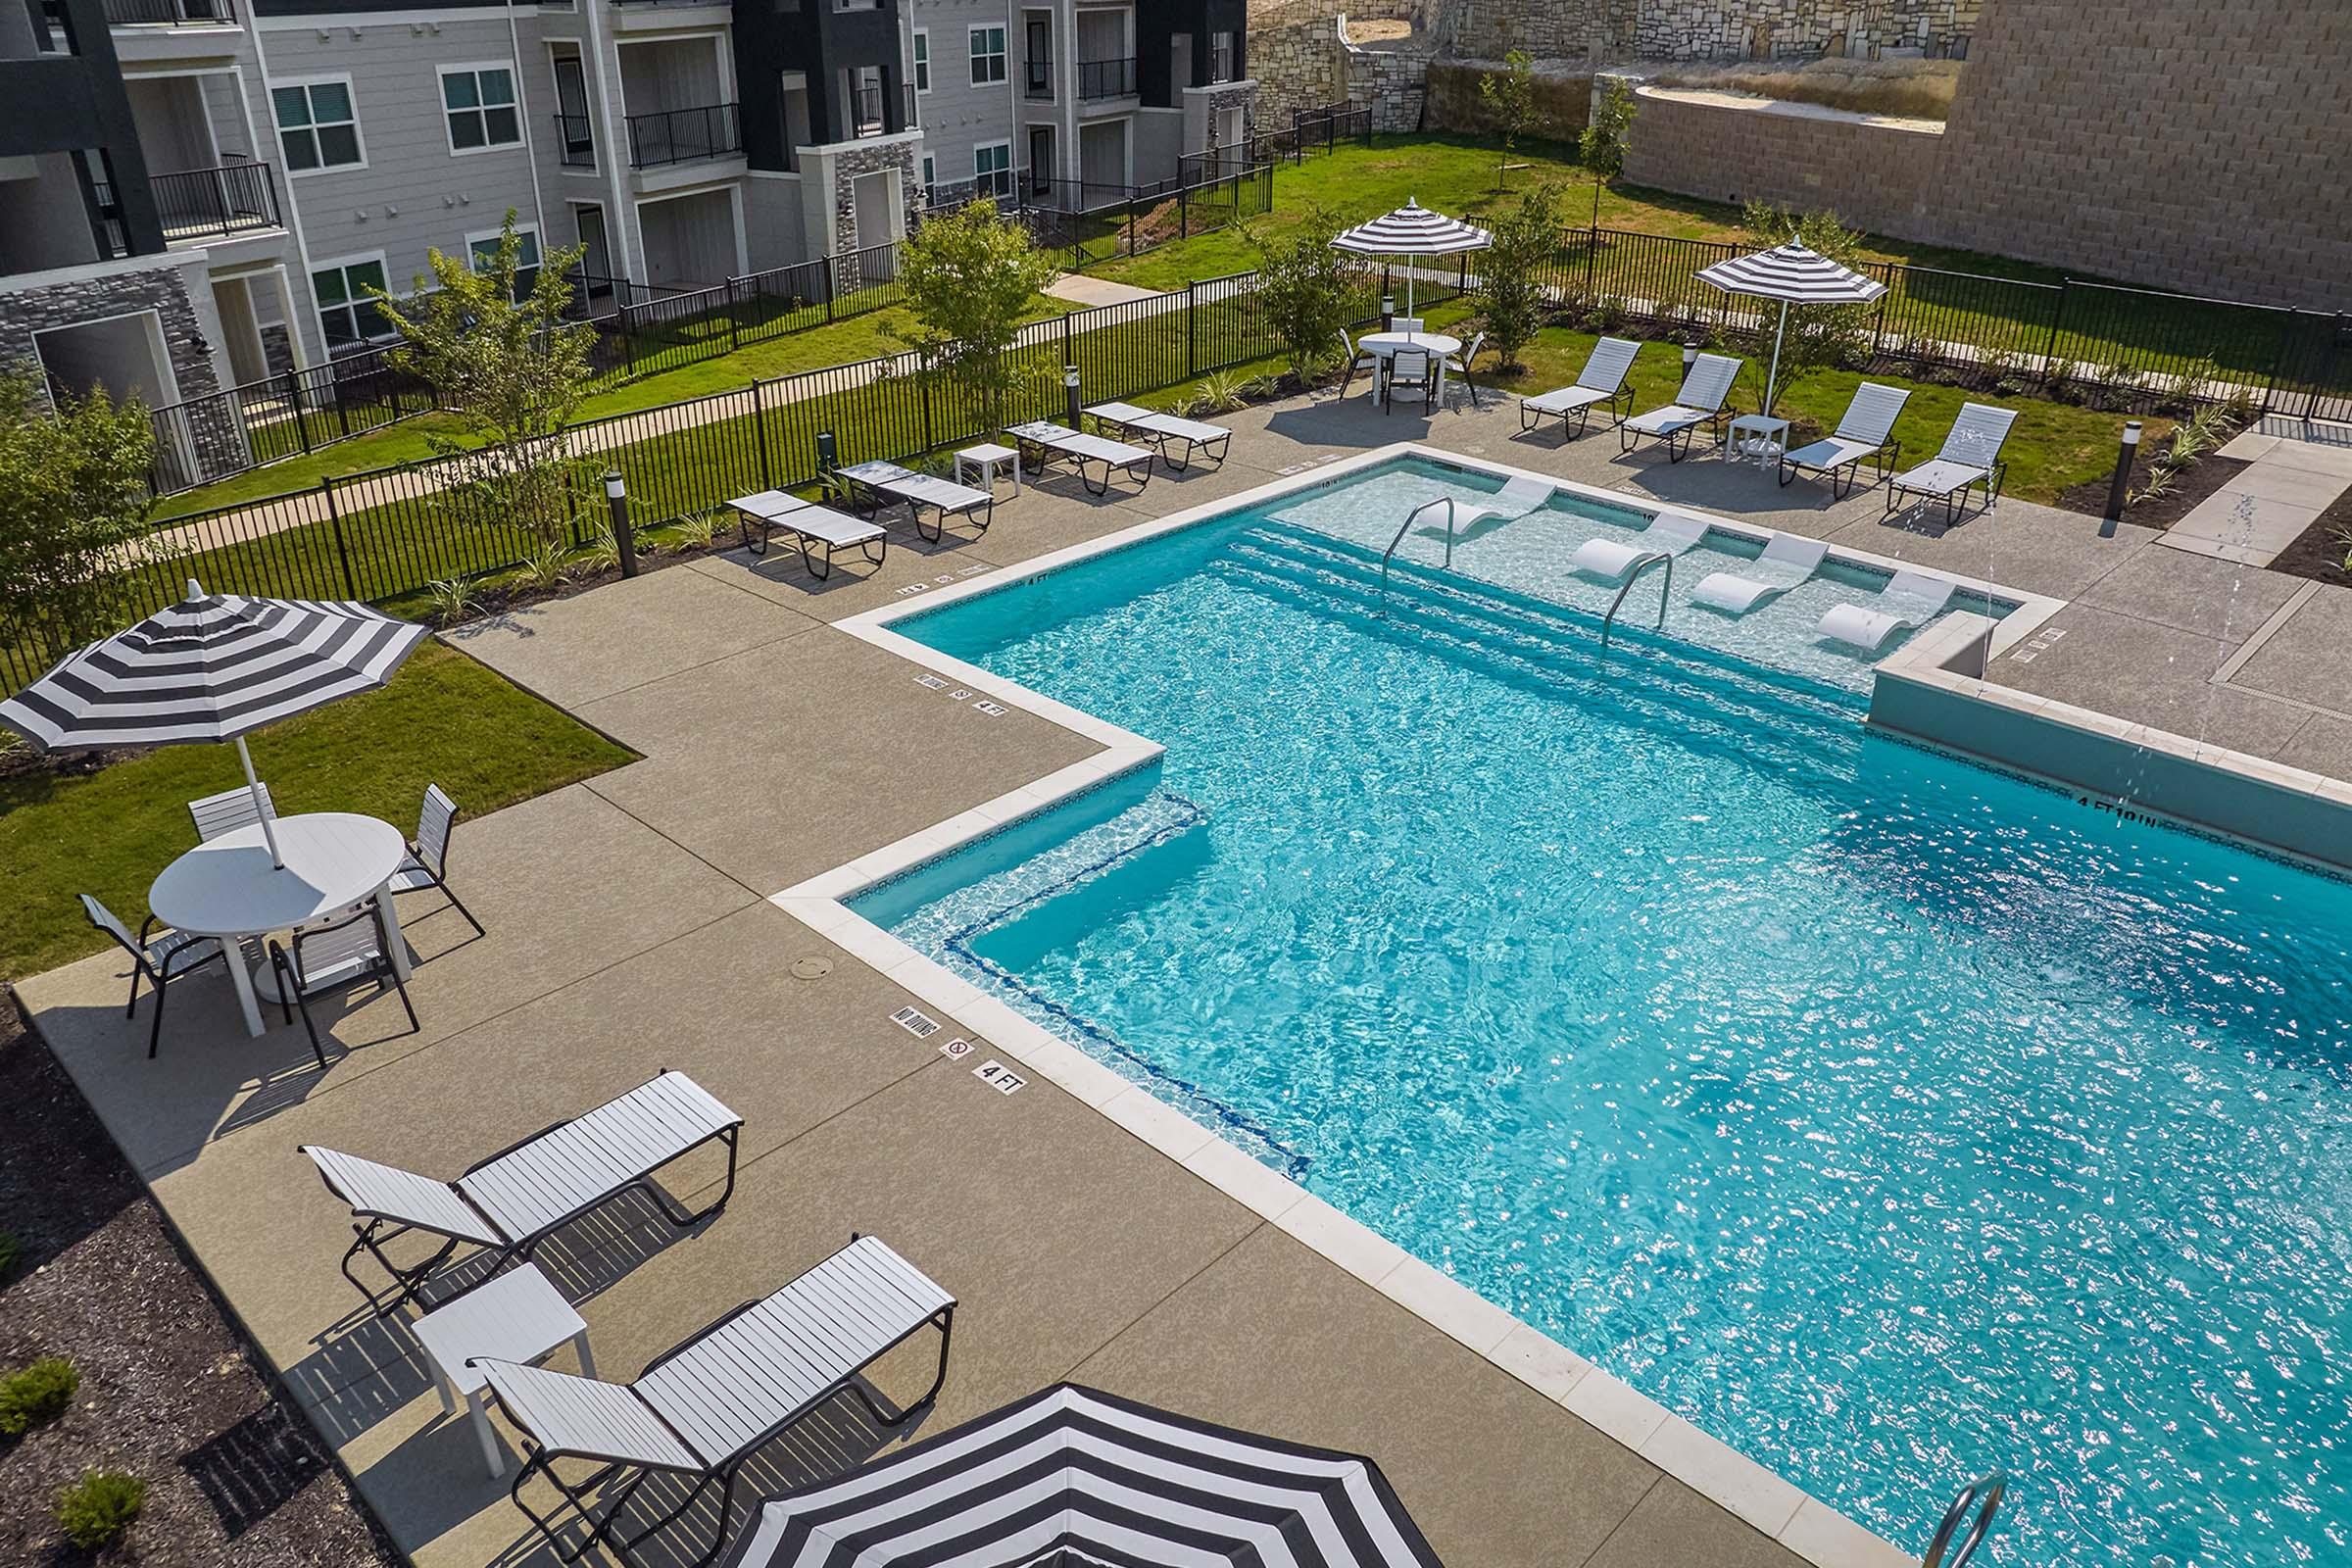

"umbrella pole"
[1764, 297, 1789, 416]
[235, 735, 284, 868]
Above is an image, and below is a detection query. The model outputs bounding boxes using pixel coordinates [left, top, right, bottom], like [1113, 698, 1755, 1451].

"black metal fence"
[623, 102, 740, 168]
[1017, 163, 1274, 270]
[146, 345, 435, 496]
[1244, 102, 1374, 167]
[151, 162, 277, 240]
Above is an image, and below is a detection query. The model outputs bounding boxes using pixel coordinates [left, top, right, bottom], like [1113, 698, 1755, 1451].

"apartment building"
[1, 0, 1252, 451]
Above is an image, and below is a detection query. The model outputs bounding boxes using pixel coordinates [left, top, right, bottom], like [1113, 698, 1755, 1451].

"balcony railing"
[153, 161, 279, 242]
[1024, 57, 1053, 100]
[105, 0, 234, 24]
[1077, 56, 1136, 101]
[851, 84, 884, 136]
[624, 102, 740, 169]
[553, 113, 595, 167]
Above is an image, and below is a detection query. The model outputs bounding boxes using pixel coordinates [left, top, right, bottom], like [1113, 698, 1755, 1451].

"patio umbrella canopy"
[725, 1383, 1446, 1568]
[1695, 240, 1886, 416]
[0, 581, 430, 866]
[1330, 198, 1493, 319]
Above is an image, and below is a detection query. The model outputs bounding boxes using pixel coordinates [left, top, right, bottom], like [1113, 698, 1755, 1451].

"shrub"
[1474, 185, 1562, 371]
[56, 1468, 144, 1550]
[1247, 205, 1364, 382]
[1, 1357, 80, 1438]
[423, 577, 483, 628]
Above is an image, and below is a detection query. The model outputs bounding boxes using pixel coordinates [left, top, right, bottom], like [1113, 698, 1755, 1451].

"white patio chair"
[386, 784, 483, 937]
[78, 893, 227, 1060]
[188, 782, 275, 843]
[1519, 337, 1641, 441]
[1443, 331, 1487, 409]
[1886, 403, 2020, 522]
[1384, 348, 1434, 413]
[1618, 353, 1743, 462]
[267, 902, 414, 1065]
[1779, 382, 1912, 498]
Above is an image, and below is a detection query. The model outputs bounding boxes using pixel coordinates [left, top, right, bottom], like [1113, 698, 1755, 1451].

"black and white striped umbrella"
[1330, 199, 1492, 318]
[726, 1383, 1446, 1568]
[1695, 241, 1886, 415]
[0, 580, 428, 864]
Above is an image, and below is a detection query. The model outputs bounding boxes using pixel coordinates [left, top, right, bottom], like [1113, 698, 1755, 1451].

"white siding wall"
[257, 19, 545, 353]
[910, 0, 1017, 195]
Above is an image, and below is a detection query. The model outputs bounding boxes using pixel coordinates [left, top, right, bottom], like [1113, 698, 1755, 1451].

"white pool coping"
[776, 444, 2100, 1568]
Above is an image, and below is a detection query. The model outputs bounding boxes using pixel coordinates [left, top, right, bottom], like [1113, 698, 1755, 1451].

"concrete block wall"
[1931, 0, 2351, 311]
[1617, 85, 1943, 238]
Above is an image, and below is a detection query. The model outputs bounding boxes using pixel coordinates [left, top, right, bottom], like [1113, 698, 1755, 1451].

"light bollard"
[2101, 420, 2142, 536]
[603, 470, 638, 578]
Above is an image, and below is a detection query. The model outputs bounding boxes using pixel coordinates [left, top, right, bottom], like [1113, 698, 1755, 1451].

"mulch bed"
[2265, 485, 2352, 590]
[0, 998, 399, 1568]
[2052, 448, 2250, 529]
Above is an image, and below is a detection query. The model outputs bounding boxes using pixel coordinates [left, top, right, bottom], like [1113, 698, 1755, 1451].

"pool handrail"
[1600, 551, 1674, 647]
[1921, 1470, 2007, 1568]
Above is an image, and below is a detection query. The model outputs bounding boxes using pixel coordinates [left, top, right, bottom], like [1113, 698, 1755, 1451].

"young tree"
[1737, 200, 1877, 411]
[0, 366, 166, 658]
[1478, 50, 1542, 190]
[1579, 77, 1639, 230]
[368, 211, 596, 550]
[1474, 185, 1562, 372]
[896, 200, 1059, 433]
[1248, 206, 1363, 382]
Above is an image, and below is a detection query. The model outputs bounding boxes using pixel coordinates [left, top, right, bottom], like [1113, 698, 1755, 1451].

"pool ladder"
[1378, 497, 1477, 605]
[1598, 551, 1673, 647]
[1922, 1470, 2007, 1568]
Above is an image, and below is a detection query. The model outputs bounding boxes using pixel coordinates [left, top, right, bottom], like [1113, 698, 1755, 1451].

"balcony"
[1024, 57, 1053, 101]
[104, 0, 233, 24]
[1077, 57, 1135, 101]
[624, 102, 740, 169]
[153, 161, 279, 243]
[553, 113, 596, 168]
[851, 83, 883, 137]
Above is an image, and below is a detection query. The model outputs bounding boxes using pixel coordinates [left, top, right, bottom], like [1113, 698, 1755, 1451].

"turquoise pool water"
[859, 461, 2352, 1567]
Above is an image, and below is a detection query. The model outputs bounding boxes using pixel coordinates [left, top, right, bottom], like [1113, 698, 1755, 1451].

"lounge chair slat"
[303, 1148, 507, 1245]
[474, 1357, 706, 1469]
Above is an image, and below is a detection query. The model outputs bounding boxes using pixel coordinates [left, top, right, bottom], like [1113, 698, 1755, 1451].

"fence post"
[751, 376, 773, 488]
[1871, 263, 1893, 358]
[921, 362, 936, 451]
[1584, 220, 1598, 302]
[2310, 313, 2347, 421]
[1186, 280, 1197, 379]
[2041, 277, 2070, 373]
[823, 253, 836, 322]
[284, 370, 313, 453]
[1180, 180, 1189, 241]
[320, 475, 359, 600]
[725, 277, 742, 355]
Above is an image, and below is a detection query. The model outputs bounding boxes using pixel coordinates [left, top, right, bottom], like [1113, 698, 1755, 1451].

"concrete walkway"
[2162, 414, 2352, 564]
[20, 384, 2352, 1568]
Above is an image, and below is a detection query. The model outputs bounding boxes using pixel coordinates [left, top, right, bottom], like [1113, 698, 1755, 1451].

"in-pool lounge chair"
[727, 490, 887, 579]
[1005, 420, 1154, 496]
[1690, 532, 1832, 615]
[1569, 512, 1711, 583]
[1886, 403, 2019, 521]
[831, 459, 996, 542]
[1816, 569, 1958, 651]
[477, 1234, 954, 1568]
[1518, 336, 1640, 441]
[1618, 352, 1742, 462]
[1083, 401, 1233, 470]
[1778, 382, 1911, 498]
[301, 1070, 742, 1314]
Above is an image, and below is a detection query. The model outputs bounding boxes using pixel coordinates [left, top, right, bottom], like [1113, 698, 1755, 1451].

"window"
[468, 225, 541, 299]
[969, 25, 1005, 85]
[442, 65, 521, 153]
[1210, 31, 1235, 83]
[273, 79, 363, 173]
[911, 29, 930, 93]
[974, 140, 1011, 198]
[920, 154, 935, 197]
[312, 256, 390, 351]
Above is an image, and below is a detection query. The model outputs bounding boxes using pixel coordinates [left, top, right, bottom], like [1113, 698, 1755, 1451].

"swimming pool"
[855, 458, 2352, 1567]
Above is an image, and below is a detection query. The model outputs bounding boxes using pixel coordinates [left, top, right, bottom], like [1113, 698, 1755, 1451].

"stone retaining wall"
[1618, 85, 1943, 237]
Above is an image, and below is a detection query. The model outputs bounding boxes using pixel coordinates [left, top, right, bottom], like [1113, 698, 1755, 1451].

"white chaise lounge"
[1006, 420, 1156, 495]
[833, 460, 997, 541]
[1570, 513, 1711, 582]
[728, 489, 888, 579]
[1779, 382, 1912, 498]
[479, 1235, 954, 1568]
[1816, 569, 1958, 651]
[1886, 403, 2019, 522]
[1084, 401, 1233, 470]
[1518, 336, 1640, 441]
[301, 1070, 742, 1314]
[1690, 533, 1833, 614]
[1619, 352, 1742, 462]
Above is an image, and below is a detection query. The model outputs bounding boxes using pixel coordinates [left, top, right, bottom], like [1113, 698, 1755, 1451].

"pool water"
[860, 461, 2352, 1567]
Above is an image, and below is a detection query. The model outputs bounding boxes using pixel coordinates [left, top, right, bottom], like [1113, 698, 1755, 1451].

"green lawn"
[0, 642, 634, 982]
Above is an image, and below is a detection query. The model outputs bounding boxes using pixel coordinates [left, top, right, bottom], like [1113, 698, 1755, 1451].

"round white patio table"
[1357, 330, 1463, 407]
[148, 812, 412, 1040]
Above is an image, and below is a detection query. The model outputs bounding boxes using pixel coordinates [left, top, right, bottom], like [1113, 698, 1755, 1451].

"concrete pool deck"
[16, 384, 2352, 1568]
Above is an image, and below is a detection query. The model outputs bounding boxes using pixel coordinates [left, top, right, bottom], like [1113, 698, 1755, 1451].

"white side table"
[956, 442, 1021, 499]
[411, 1264, 592, 1478]
[1728, 415, 1790, 470]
